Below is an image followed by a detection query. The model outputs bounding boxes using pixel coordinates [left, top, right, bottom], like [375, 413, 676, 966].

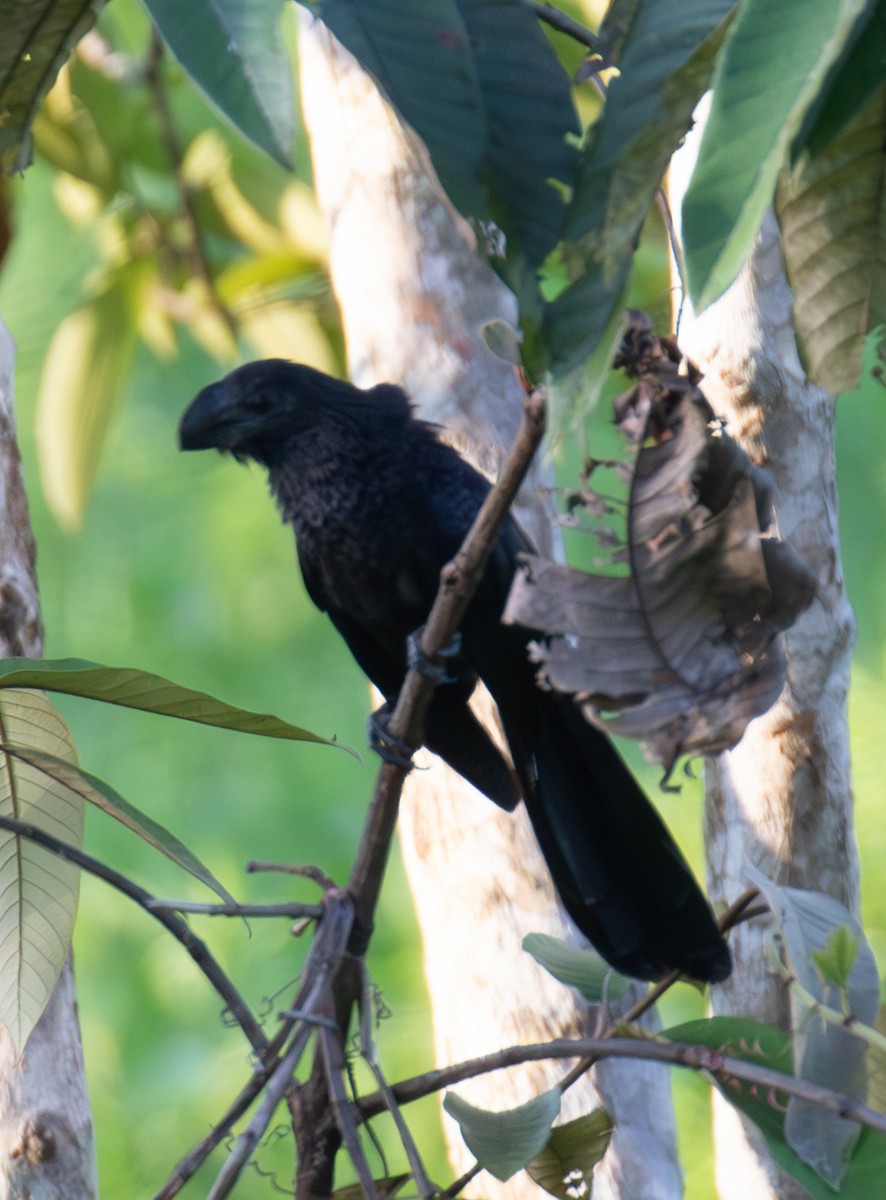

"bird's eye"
[250, 393, 274, 414]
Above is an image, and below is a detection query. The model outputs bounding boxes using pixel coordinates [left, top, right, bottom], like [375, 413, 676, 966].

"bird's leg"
[406, 628, 464, 684]
[367, 703, 416, 770]
[367, 631, 464, 770]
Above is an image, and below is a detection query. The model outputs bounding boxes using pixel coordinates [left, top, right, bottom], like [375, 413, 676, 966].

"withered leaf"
[504, 313, 816, 769]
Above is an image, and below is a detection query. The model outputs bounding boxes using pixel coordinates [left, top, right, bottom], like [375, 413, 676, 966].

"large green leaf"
[777, 86, 886, 395]
[142, 0, 295, 167]
[316, 0, 486, 217]
[0, 0, 102, 170]
[0, 691, 82, 1053]
[540, 0, 735, 378]
[314, 0, 577, 267]
[456, 0, 578, 266]
[0, 659, 341, 749]
[443, 1087, 561, 1182]
[667, 1017, 886, 1200]
[0, 744, 234, 904]
[682, 0, 871, 310]
[792, 0, 886, 159]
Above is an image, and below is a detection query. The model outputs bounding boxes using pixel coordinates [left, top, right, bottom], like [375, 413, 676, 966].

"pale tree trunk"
[298, 18, 683, 1200]
[669, 114, 858, 1200]
[0, 319, 97, 1196]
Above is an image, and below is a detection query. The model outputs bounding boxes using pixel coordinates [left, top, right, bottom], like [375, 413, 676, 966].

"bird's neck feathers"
[263, 383, 433, 532]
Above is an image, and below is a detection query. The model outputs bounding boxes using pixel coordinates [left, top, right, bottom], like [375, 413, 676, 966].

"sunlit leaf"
[443, 1087, 561, 1181]
[0, 658, 346, 751]
[0, 690, 82, 1053]
[523, 931, 628, 1002]
[777, 86, 886, 395]
[1, 744, 234, 904]
[35, 262, 145, 529]
[526, 1109, 614, 1200]
[682, 0, 870, 310]
[142, 0, 295, 167]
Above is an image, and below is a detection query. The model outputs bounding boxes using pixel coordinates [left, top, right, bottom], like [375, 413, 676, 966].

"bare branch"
[146, 900, 323, 919]
[207, 890, 354, 1200]
[0, 813, 266, 1051]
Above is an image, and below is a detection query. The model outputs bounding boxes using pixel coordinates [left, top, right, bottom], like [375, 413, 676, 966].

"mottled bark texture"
[298, 18, 683, 1199]
[0, 319, 97, 1198]
[670, 114, 858, 1200]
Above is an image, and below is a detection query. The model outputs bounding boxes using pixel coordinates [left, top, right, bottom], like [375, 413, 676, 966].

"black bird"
[179, 359, 731, 983]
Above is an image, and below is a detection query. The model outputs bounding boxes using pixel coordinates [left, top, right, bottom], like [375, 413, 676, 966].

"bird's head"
[179, 359, 370, 466]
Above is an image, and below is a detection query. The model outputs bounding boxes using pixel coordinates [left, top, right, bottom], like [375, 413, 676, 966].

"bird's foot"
[407, 628, 463, 685]
[368, 707, 416, 771]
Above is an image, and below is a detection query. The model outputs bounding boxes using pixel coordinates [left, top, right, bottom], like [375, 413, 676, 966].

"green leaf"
[748, 866, 880, 1186]
[35, 262, 145, 529]
[682, 0, 870, 310]
[776, 85, 886, 395]
[0, 690, 82, 1053]
[443, 1087, 561, 1181]
[0, 658, 344, 750]
[456, 0, 578, 267]
[793, 0, 886, 159]
[526, 1109, 614, 1199]
[0, 0, 101, 171]
[0, 744, 234, 905]
[317, 0, 486, 218]
[522, 932, 628, 1002]
[811, 925, 860, 989]
[538, 0, 734, 378]
[142, 0, 295, 167]
[316, 0, 577, 267]
[666, 1017, 886, 1200]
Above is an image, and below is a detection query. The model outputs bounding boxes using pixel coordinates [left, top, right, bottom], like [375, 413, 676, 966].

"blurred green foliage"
[0, 2, 884, 1197]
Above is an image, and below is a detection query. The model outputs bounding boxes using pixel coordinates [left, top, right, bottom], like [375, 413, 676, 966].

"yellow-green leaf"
[0, 690, 82, 1053]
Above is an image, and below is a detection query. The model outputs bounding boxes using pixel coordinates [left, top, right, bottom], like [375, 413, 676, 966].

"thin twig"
[246, 860, 338, 890]
[146, 899, 323, 919]
[206, 890, 354, 1200]
[358, 969, 436, 1199]
[319, 1023, 381, 1200]
[0, 813, 266, 1051]
[356, 1035, 886, 1136]
[529, 3, 599, 51]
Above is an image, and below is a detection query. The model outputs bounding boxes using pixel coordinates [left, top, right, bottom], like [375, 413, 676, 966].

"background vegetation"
[0, 0, 884, 1195]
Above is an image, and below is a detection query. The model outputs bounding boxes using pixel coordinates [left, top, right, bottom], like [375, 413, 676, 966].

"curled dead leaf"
[505, 312, 816, 768]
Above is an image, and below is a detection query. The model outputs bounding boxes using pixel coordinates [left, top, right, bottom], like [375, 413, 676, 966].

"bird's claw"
[407, 628, 463, 685]
[368, 709, 415, 771]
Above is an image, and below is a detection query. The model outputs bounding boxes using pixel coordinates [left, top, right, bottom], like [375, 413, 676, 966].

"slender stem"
[529, 3, 599, 51]
[358, 1035, 886, 1136]
[206, 891, 354, 1200]
[0, 813, 266, 1051]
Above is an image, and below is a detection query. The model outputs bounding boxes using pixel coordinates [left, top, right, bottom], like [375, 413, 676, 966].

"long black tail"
[503, 689, 731, 983]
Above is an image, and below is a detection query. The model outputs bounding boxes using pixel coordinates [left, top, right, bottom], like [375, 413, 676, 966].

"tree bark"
[0, 318, 97, 1197]
[298, 18, 683, 1200]
[669, 109, 858, 1200]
